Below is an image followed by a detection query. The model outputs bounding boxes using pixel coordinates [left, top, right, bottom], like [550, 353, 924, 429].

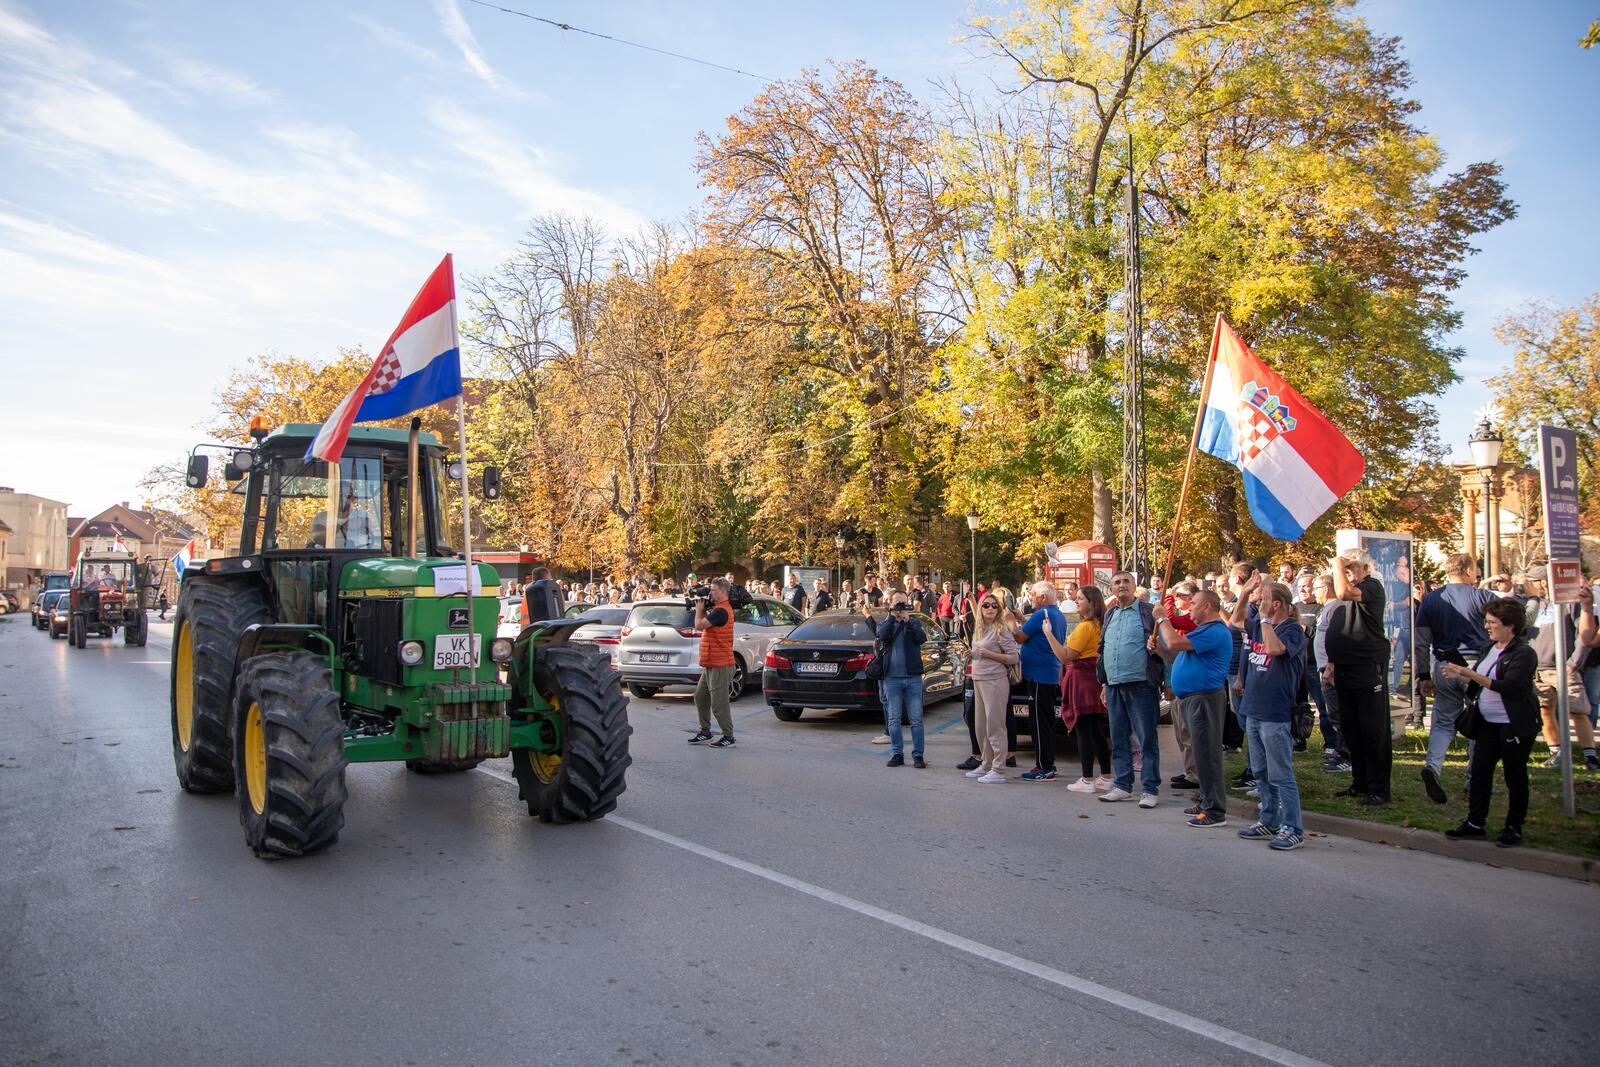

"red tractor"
[68, 554, 161, 649]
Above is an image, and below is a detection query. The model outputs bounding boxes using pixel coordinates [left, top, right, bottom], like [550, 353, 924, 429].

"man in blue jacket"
[866, 594, 928, 768]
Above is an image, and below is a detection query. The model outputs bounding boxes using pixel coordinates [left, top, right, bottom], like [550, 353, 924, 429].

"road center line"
[476, 766, 1330, 1067]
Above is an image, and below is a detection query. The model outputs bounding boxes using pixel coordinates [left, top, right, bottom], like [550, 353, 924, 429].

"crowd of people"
[511, 551, 1600, 851]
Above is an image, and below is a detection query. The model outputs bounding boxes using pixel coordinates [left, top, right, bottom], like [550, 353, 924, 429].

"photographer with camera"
[687, 578, 739, 749]
[865, 593, 928, 768]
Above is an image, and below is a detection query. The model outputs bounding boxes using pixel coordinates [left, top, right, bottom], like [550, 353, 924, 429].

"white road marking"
[476, 766, 1330, 1067]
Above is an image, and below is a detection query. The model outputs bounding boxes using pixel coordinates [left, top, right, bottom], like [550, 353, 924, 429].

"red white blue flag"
[1196, 315, 1365, 541]
[171, 537, 196, 576]
[308, 254, 461, 463]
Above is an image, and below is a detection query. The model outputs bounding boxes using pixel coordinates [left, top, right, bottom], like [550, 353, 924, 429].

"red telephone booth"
[1045, 540, 1119, 599]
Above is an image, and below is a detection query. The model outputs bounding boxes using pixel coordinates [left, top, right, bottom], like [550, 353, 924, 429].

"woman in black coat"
[1439, 598, 1540, 847]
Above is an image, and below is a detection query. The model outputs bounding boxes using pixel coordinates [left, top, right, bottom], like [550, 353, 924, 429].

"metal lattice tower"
[1119, 157, 1150, 581]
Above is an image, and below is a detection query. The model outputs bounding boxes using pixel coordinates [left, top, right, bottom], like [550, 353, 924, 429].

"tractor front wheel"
[512, 645, 631, 823]
[232, 651, 348, 858]
[124, 610, 147, 646]
[72, 615, 86, 649]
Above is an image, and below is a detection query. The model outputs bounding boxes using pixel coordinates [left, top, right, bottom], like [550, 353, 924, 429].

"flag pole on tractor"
[1166, 314, 1366, 580]
[308, 253, 474, 662]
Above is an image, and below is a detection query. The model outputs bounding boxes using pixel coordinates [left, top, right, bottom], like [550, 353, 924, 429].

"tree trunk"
[1091, 466, 1114, 544]
[1216, 481, 1242, 565]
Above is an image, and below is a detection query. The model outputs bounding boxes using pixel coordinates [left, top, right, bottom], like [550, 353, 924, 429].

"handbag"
[1457, 650, 1501, 741]
[1008, 660, 1023, 685]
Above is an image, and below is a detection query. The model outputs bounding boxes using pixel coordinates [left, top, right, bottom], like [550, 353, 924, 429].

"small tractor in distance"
[68, 552, 157, 649]
[172, 420, 630, 857]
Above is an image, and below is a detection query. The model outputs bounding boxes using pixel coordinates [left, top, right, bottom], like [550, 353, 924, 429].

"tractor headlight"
[489, 638, 513, 663]
[398, 640, 425, 666]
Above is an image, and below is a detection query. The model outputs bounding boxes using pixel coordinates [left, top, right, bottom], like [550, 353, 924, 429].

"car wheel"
[772, 705, 803, 722]
[626, 683, 660, 700]
[727, 659, 747, 703]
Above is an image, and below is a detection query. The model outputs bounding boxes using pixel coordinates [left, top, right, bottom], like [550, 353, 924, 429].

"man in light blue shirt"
[1097, 571, 1163, 806]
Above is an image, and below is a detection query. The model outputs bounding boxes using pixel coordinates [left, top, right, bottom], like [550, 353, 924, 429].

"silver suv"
[617, 595, 801, 702]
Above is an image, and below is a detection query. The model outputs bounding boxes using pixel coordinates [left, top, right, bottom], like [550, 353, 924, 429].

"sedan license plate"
[433, 634, 481, 669]
[1011, 703, 1031, 718]
[794, 661, 838, 675]
[638, 652, 672, 664]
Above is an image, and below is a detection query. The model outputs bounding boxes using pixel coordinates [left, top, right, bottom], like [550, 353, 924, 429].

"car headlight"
[490, 637, 513, 664]
[398, 640, 425, 666]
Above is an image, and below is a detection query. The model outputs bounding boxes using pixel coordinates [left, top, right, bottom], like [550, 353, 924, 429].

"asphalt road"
[1, 612, 1594, 1066]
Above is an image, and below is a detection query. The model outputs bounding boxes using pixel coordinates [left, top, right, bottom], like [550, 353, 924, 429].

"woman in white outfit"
[967, 594, 1021, 783]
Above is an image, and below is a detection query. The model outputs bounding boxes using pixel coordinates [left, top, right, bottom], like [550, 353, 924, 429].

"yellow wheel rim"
[244, 700, 267, 816]
[175, 625, 195, 751]
[531, 693, 562, 783]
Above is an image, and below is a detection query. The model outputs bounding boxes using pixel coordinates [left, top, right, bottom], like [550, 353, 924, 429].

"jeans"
[1307, 666, 1340, 752]
[1107, 682, 1160, 795]
[880, 676, 925, 758]
[1390, 627, 1412, 690]
[1585, 665, 1600, 728]
[1247, 718, 1302, 834]
[1425, 659, 1469, 775]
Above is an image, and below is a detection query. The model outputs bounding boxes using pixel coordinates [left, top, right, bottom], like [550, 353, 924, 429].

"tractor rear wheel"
[512, 644, 631, 823]
[72, 614, 86, 649]
[232, 651, 347, 858]
[124, 609, 147, 646]
[405, 758, 483, 774]
[170, 575, 270, 794]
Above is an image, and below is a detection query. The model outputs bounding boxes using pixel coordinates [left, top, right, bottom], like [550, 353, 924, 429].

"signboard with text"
[1538, 425, 1583, 604]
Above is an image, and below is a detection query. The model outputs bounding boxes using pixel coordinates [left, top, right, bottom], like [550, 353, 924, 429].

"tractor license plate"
[433, 634, 482, 669]
[638, 652, 671, 663]
[795, 662, 838, 675]
[1011, 703, 1031, 718]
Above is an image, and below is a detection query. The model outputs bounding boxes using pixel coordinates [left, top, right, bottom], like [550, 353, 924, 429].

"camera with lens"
[685, 583, 752, 610]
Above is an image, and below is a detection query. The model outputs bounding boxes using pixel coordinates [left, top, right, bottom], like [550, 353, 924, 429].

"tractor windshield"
[263, 454, 393, 551]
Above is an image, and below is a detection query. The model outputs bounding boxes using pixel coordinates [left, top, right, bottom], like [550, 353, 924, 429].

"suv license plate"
[795, 662, 837, 675]
[1011, 704, 1031, 718]
[433, 634, 481, 669]
[638, 652, 671, 663]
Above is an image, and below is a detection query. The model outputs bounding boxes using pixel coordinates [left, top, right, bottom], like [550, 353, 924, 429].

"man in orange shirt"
[688, 578, 737, 749]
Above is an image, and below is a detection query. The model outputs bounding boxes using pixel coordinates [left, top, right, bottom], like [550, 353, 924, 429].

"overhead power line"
[462, 0, 774, 82]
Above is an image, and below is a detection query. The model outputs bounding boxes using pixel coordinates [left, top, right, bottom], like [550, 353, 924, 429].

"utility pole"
[1119, 138, 1150, 580]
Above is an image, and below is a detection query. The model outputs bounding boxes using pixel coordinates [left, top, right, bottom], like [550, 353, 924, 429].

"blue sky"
[0, 0, 1594, 520]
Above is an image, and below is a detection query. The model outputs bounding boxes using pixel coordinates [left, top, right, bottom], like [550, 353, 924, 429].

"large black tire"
[512, 645, 631, 823]
[72, 614, 86, 649]
[232, 651, 347, 858]
[170, 575, 270, 794]
[405, 758, 483, 774]
[124, 609, 147, 646]
[773, 705, 803, 722]
[626, 682, 659, 699]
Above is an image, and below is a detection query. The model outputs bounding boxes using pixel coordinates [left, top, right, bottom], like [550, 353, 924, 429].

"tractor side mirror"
[482, 467, 501, 500]
[223, 461, 242, 482]
[185, 454, 209, 488]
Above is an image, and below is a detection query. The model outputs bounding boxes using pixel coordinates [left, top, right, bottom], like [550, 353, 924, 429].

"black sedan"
[761, 610, 967, 722]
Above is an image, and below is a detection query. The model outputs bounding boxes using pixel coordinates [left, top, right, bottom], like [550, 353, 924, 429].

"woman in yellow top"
[1045, 587, 1112, 792]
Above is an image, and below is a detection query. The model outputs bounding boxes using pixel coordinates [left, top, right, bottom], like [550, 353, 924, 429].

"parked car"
[567, 604, 631, 661]
[0, 590, 18, 615]
[761, 609, 967, 722]
[563, 601, 595, 618]
[33, 589, 68, 630]
[616, 595, 801, 702]
[48, 596, 71, 639]
[496, 596, 524, 640]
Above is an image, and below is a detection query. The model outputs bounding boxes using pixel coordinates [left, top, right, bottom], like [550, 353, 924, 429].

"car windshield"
[579, 606, 630, 626]
[499, 599, 522, 624]
[629, 603, 694, 630]
[787, 615, 878, 641]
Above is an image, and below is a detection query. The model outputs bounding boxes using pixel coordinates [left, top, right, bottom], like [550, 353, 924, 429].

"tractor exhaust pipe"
[407, 417, 421, 557]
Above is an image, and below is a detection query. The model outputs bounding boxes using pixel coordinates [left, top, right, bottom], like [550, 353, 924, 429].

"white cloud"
[432, 0, 501, 88]
[348, 12, 442, 65]
[163, 56, 276, 105]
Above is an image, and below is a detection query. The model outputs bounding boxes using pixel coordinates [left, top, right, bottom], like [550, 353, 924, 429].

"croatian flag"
[171, 538, 196, 577]
[308, 254, 462, 463]
[1195, 315, 1365, 541]
[111, 532, 131, 553]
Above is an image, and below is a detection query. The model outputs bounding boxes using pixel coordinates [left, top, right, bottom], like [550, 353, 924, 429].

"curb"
[1297, 809, 1600, 884]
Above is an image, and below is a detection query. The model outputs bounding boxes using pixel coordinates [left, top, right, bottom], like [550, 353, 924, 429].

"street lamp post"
[965, 510, 981, 602]
[834, 532, 846, 602]
[1468, 418, 1504, 578]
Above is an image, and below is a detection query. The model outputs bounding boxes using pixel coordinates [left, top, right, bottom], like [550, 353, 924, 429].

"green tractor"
[171, 421, 630, 858]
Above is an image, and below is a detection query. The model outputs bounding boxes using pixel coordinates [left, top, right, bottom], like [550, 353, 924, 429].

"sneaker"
[710, 736, 736, 749]
[1495, 826, 1523, 848]
[957, 756, 982, 771]
[1099, 787, 1133, 802]
[1004, 757, 1018, 768]
[1334, 786, 1362, 798]
[1586, 752, 1600, 771]
[1360, 794, 1389, 807]
[1444, 820, 1486, 840]
[1187, 812, 1227, 828]
[1421, 766, 1447, 805]
[1269, 828, 1305, 851]
[1540, 751, 1563, 769]
[965, 767, 987, 779]
[977, 770, 1006, 783]
[1170, 775, 1200, 790]
[871, 734, 892, 745]
[1093, 775, 1114, 790]
[1325, 759, 1352, 773]
[913, 756, 927, 769]
[1322, 747, 1338, 758]
[688, 730, 714, 745]
[1066, 777, 1096, 793]
[886, 753, 904, 767]
[1237, 822, 1279, 840]
[1231, 771, 1256, 789]
[1138, 793, 1158, 809]
[1245, 787, 1260, 799]
[1020, 769, 1057, 782]
[1183, 803, 1203, 816]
